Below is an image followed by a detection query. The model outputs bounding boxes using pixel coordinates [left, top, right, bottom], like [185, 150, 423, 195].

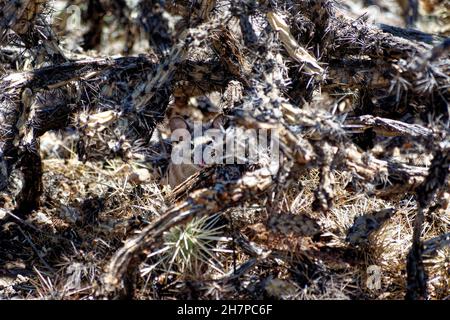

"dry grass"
[0, 130, 448, 299]
[0, 0, 449, 300]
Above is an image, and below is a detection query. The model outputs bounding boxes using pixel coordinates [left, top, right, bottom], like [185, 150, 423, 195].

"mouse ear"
[211, 114, 225, 129]
[169, 117, 188, 132]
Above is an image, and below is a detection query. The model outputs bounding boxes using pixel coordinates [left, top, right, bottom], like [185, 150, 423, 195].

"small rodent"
[162, 115, 225, 188]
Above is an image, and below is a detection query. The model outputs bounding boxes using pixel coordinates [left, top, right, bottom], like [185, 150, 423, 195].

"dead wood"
[0, 0, 449, 300]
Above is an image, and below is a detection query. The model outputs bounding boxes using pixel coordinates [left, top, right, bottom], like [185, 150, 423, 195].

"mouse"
[162, 115, 225, 188]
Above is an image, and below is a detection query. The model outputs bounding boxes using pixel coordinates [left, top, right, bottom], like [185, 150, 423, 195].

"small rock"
[34, 212, 53, 225]
[128, 168, 151, 184]
[60, 206, 81, 224]
[0, 208, 9, 220]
